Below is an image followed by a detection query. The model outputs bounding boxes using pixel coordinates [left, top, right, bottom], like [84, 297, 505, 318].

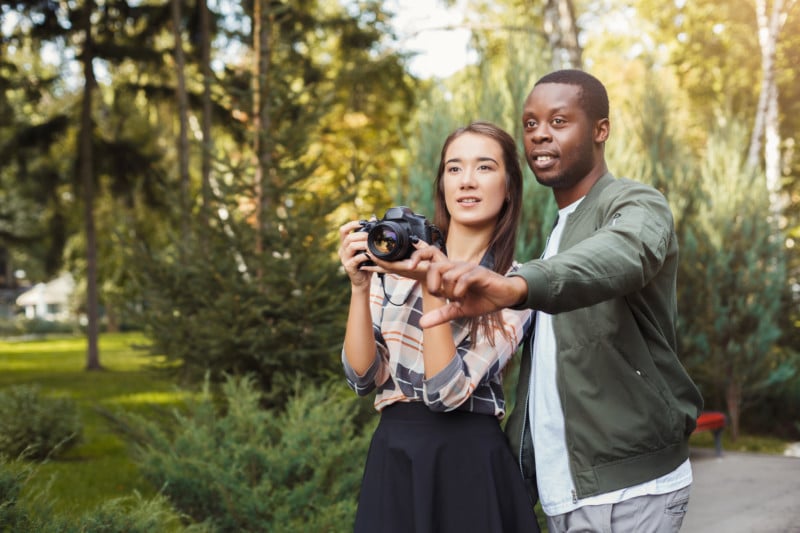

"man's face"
[521, 83, 603, 193]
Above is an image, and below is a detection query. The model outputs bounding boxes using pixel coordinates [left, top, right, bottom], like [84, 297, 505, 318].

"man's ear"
[594, 118, 610, 143]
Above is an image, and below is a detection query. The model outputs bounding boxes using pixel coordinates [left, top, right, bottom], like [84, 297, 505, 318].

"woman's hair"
[432, 121, 525, 344]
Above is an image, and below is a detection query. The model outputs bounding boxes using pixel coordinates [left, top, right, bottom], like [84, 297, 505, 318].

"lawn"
[0, 332, 190, 518]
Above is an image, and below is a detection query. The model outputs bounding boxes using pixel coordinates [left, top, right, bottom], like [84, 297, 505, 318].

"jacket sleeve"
[510, 181, 675, 314]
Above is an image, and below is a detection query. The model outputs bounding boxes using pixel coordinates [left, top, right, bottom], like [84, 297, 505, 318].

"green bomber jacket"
[505, 172, 703, 501]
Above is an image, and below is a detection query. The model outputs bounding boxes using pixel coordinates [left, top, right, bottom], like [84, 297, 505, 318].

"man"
[414, 69, 703, 532]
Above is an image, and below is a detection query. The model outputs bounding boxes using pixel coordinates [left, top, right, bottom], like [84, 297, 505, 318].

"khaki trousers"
[546, 485, 691, 533]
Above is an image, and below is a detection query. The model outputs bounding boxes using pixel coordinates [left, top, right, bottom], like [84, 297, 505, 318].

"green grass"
[689, 428, 790, 455]
[0, 332, 190, 518]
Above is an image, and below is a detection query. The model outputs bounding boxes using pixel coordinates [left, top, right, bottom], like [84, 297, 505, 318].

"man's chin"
[532, 172, 563, 188]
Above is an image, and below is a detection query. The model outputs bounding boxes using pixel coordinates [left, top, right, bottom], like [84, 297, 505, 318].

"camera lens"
[367, 222, 408, 261]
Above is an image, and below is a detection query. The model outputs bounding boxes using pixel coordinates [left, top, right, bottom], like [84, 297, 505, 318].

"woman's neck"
[444, 223, 493, 264]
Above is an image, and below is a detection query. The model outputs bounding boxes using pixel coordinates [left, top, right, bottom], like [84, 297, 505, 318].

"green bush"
[72, 492, 209, 533]
[0, 458, 70, 532]
[126, 375, 375, 532]
[0, 317, 77, 338]
[0, 458, 34, 531]
[124, 202, 351, 410]
[19, 318, 77, 336]
[0, 456, 201, 533]
[0, 385, 82, 460]
[0, 318, 22, 337]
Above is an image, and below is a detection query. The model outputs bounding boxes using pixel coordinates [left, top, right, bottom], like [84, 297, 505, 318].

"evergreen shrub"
[1, 456, 199, 533]
[124, 201, 351, 409]
[72, 493, 209, 533]
[0, 385, 82, 460]
[128, 375, 375, 532]
[0, 458, 36, 532]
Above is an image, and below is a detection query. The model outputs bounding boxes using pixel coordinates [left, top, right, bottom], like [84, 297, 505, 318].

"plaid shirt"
[343, 267, 532, 418]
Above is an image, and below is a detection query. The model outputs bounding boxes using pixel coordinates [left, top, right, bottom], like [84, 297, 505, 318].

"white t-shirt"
[528, 198, 692, 517]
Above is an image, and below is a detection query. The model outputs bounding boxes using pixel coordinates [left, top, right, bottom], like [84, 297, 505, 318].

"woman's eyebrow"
[446, 156, 498, 164]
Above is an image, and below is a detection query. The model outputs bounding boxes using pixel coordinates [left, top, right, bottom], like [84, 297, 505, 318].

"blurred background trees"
[1, 0, 799, 527]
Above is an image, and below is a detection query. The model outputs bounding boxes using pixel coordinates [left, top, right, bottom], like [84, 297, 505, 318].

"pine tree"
[678, 122, 790, 439]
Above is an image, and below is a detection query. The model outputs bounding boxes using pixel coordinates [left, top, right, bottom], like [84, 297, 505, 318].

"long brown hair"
[432, 121, 525, 344]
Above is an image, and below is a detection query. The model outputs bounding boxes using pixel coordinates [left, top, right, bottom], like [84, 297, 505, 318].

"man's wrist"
[507, 275, 529, 310]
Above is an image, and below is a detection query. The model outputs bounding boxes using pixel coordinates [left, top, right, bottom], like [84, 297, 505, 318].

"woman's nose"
[459, 169, 477, 187]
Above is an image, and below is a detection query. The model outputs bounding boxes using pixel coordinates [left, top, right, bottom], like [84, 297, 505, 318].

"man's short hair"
[535, 69, 609, 122]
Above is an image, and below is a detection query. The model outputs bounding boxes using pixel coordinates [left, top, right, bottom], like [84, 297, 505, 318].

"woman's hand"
[369, 239, 447, 283]
[338, 220, 378, 289]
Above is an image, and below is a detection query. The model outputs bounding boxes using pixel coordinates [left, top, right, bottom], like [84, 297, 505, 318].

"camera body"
[359, 206, 444, 264]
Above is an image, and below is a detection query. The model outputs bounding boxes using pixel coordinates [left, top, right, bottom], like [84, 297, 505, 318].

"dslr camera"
[359, 206, 444, 265]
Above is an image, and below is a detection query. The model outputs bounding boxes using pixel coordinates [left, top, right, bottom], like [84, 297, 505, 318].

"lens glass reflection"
[372, 227, 398, 255]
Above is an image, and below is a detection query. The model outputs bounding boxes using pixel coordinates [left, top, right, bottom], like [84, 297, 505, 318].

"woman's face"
[441, 132, 507, 230]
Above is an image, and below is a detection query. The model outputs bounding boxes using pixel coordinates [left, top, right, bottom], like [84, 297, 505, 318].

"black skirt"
[354, 402, 541, 533]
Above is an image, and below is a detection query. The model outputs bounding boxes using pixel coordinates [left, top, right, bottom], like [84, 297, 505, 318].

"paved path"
[683, 447, 800, 533]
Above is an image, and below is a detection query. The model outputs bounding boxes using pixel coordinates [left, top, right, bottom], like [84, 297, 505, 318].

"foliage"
[689, 428, 791, 456]
[0, 333, 189, 517]
[123, 375, 374, 533]
[72, 492, 207, 533]
[0, 456, 200, 533]
[677, 122, 791, 438]
[0, 385, 82, 461]
[0, 458, 36, 532]
[123, 203, 351, 407]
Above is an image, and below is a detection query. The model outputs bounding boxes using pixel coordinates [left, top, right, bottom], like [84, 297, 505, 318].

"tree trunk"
[81, 0, 102, 371]
[725, 380, 741, 441]
[542, 0, 583, 69]
[252, 0, 274, 281]
[253, 0, 263, 265]
[747, 0, 791, 222]
[199, 0, 212, 216]
[172, 0, 190, 237]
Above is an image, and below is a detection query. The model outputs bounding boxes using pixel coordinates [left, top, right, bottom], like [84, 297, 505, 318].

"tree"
[543, 0, 583, 69]
[78, 0, 102, 370]
[123, 0, 417, 403]
[747, 0, 797, 222]
[679, 123, 789, 439]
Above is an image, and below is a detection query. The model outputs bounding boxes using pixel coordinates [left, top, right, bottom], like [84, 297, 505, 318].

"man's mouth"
[530, 152, 558, 169]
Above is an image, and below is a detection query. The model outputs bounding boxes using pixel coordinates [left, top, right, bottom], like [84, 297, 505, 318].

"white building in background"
[15, 273, 75, 321]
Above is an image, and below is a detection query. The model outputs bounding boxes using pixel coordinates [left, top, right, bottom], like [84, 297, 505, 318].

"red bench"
[693, 411, 727, 457]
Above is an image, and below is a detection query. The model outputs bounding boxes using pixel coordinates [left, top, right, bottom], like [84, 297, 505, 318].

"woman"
[338, 121, 540, 533]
